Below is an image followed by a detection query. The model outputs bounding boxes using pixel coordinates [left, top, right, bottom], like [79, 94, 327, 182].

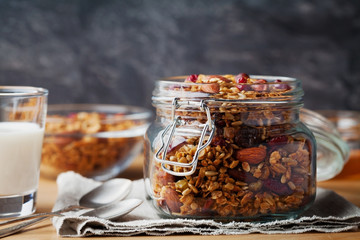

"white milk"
[0, 122, 44, 196]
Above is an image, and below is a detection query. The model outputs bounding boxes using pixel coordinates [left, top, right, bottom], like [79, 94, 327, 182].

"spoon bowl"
[79, 178, 132, 208]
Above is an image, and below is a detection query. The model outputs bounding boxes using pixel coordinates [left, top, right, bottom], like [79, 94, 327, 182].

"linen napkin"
[52, 171, 360, 237]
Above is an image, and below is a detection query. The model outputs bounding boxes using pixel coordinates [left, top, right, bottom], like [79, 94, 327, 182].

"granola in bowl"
[145, 74, 316, 220]
[41, 104, 152, 181]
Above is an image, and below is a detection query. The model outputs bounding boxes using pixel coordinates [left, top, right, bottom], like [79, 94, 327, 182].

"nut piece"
[200, 83, 220, 93]
[208, 75, 232, 83]
[236, 147, 266, 164]
[161, 187, 182, 213]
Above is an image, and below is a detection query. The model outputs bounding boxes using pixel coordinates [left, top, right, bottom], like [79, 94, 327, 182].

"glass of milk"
[0, 86, 48, 217]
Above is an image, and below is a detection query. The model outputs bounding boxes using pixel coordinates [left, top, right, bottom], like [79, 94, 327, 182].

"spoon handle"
[0, 216, 48, 238]
[0, 205, 86, 226]
[0, 213, 60, 226]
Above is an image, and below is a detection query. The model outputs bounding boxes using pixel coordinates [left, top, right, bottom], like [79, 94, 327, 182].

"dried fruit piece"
[268, 135, 288, 147]
[263, 178, 292, 195]
[200, 83, 220, 93]
[235, 73, 249, 83]
[185, 74, 199, 83]
[203, 198, 214, 211]
[235, 126, 263, 148]
[227, 168, 257, 182]
[211, 136, 226, 146]
[236, 147, 266, 164]
[236, 84, 251, 91]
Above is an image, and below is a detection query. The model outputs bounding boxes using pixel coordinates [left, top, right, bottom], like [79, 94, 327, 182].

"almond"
[200, 83, 220, 93]
[251, 79, 268, 92]
[236, 147, 266, 164]
[162, 187, 182, 213]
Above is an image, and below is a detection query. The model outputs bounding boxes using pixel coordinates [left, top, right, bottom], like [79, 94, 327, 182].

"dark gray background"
[0, 0, 359, 110]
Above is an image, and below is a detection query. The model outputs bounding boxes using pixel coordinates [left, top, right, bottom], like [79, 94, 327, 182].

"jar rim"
[153, 75, 304, 107]
[159, 75, 300, 84]
[0, 86, 48, 97]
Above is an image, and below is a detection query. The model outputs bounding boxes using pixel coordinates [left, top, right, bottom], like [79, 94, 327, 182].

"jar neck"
[155, 104, 301, 128]
[152, 75, 304, 126]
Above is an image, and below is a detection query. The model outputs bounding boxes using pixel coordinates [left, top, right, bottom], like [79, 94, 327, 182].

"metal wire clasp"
[154, 98, 215, 176]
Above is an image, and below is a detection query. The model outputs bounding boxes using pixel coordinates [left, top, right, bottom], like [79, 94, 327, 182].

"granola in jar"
[145, 74, 316, 220]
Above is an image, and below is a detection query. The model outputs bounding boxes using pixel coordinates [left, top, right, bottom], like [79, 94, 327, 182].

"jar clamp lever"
[154, 98, 216, 176]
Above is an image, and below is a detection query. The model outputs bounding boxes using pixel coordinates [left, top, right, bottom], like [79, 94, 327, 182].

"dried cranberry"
[235, 73, 249, 84]
[268, 135, 288, 147]
[273, 79, 291, 90]
[211, 136, 226, 146]
[203, 198, 214, 211]
[236, 84, 251, 91]
[185, 74, 199, 83]
[227, 169, 257, 182]
[263, 178, 292, 195]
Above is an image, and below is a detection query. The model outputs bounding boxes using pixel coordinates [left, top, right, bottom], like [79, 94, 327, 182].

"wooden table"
[5, 151, 360, 240]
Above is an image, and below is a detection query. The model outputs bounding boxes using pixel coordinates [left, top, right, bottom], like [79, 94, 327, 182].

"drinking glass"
[0, 86, 48, 217]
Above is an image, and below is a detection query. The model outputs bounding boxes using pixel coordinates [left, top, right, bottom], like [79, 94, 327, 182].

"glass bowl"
[41, 104, 152, 181]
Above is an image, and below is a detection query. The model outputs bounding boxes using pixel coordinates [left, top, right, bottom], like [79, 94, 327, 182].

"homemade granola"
[149, 74, 316, 219]
[41, 112, 141, 178]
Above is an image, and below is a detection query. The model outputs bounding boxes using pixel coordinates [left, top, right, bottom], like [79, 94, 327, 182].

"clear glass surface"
[0, 86, 48, 218]
[41, 104, 152, 181]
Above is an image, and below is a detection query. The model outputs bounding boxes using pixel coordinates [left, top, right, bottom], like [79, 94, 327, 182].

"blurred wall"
[0, 0, 359, 110]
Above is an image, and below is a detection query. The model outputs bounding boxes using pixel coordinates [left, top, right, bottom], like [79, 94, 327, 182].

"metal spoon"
[82, 198, 142, 220]
[0, 198, 143, 238]
[79, 178, 132, 208]
[0, 178, 132, 226]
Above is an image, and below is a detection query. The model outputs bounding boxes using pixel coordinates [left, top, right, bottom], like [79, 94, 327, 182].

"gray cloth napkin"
[52, 171, 360, 237]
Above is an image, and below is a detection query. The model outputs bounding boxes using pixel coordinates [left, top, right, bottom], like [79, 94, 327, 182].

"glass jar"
[144, 74, 316, 220]
[300, 109, 350, 181]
